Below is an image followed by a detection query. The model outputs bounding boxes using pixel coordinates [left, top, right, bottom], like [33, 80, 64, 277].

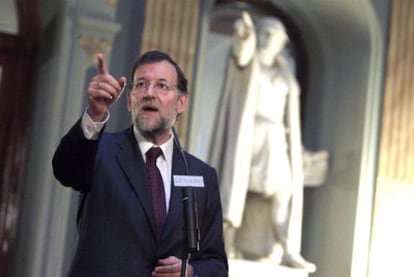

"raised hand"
[234, 11, 254, 39]
[87, 53, 127, 122]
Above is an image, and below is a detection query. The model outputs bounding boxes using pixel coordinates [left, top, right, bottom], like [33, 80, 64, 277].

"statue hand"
[234, 11, 254, 39]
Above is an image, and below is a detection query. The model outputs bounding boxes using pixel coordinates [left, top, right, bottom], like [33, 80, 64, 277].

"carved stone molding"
[106, 0, 118, 6]
[77, 16, 121, 61]
[79, 35, 112, 61]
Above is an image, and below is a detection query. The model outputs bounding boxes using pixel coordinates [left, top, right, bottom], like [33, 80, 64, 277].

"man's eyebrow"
[132, 76, 146, 81]
[157, 78, 171, 83]
[133, 77, 171, 82]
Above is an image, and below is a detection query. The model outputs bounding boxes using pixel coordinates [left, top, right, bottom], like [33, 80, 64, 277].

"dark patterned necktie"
[145, 147, 167, 239]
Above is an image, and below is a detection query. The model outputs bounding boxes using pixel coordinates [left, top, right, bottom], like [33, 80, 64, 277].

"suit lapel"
[115, 128, 158, 237]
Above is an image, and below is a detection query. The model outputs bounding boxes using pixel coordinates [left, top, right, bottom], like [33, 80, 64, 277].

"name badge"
[173, 175, 205, 188]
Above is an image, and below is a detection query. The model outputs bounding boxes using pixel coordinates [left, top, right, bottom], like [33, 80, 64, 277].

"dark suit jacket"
[52, 120, 228, 276]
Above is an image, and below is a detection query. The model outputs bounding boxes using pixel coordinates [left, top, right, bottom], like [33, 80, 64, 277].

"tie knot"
[146, 147, 163, 165]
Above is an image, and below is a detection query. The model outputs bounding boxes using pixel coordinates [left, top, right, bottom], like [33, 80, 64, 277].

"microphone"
[172, 127, 200, 254]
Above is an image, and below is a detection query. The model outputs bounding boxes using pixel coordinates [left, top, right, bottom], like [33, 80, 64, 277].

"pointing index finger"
[242, 11, 254, 27]
[97, 53, 108, 75]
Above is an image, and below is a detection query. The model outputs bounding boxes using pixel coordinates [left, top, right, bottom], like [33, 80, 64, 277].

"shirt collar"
[132, 125, 174, 163]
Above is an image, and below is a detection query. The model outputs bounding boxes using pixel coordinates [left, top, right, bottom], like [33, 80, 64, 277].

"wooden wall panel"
[140, 0, 200, 146]
[378, 0, 414, 182]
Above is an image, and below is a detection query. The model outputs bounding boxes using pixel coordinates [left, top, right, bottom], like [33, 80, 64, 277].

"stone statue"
[209, 11, 316, 273]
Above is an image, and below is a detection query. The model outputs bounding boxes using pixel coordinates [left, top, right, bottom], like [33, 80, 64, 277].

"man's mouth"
[141, 104, 159, 113]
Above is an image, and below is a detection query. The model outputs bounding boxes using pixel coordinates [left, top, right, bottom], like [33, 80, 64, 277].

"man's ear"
[177, 93, 189, 115]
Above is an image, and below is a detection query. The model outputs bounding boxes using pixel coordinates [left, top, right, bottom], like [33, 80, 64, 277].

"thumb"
[97, 53, 108, 75]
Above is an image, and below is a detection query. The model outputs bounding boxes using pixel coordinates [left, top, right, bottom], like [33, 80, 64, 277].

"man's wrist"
[86, 106, 108, 122]
[81, 108, 109, 140]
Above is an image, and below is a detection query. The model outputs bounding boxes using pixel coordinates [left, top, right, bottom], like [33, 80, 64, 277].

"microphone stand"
[180, 186, 199, 277]
[172, 128, 200, 277]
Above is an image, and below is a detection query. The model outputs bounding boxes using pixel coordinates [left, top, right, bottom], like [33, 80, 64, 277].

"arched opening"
[190, 0, 385, 276]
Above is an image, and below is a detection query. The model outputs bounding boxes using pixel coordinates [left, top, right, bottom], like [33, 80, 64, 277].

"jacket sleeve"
[52, 119, 101, 193]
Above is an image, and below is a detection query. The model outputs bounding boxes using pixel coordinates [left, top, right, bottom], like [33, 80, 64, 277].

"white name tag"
[173, 175, 205, 188]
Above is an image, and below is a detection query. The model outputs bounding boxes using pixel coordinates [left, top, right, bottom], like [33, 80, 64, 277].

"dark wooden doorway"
[0, 0, 39, 276]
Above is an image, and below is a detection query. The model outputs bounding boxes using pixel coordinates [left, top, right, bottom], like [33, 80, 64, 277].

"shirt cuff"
[81, 108, 109, 140]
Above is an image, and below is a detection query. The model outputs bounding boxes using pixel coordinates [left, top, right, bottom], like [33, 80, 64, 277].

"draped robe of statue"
[209, 12, 316, 272]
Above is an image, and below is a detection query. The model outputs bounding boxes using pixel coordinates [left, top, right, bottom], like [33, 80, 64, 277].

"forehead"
[133, 60, 177, 82]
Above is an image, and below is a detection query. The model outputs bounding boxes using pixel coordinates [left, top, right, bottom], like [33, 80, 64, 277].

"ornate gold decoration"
[79, 35, 113, 61]
[106, 0, 118, 5]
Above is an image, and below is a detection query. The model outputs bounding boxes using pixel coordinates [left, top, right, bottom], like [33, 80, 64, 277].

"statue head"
[256, 16, 288, 62]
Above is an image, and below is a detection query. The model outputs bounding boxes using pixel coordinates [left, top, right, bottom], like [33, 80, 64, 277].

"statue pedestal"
[229, 259, 309, 277]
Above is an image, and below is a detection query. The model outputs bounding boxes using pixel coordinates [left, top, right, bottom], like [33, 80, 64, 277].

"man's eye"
[157, 83, 169, 90]
[135, 82, 146, 89]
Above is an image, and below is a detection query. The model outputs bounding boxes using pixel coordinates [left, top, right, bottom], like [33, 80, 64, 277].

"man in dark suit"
[52, 51, 228, 276]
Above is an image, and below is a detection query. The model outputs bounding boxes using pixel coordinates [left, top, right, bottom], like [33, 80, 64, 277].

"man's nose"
[144, 83, 156, 95]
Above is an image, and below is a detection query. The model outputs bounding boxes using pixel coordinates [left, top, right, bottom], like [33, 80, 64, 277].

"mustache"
[138, 99, 160, 110]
